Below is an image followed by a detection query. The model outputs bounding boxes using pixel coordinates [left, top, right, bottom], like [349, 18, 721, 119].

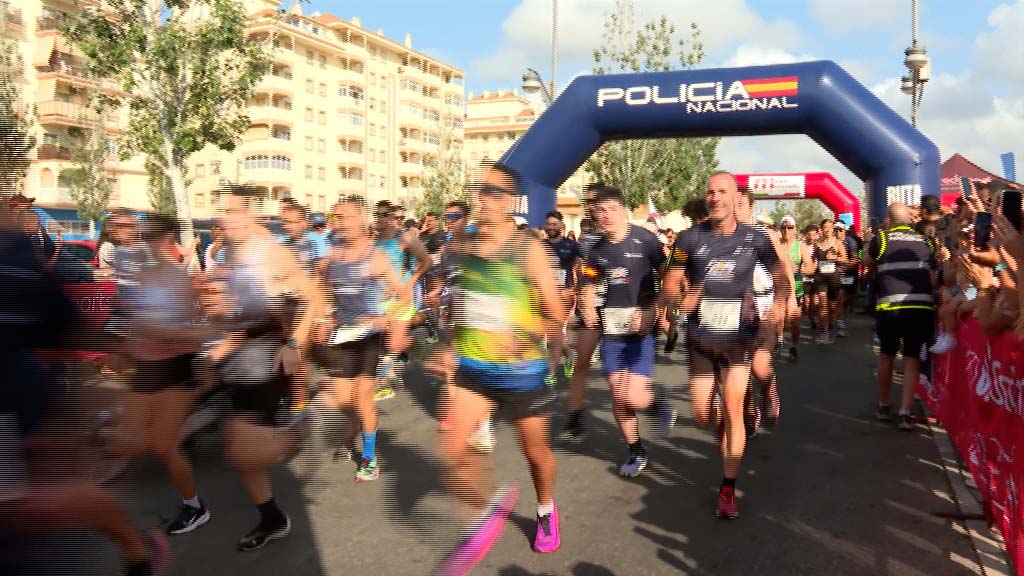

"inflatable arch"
[499, 61, 939, 227]
[735, 172, 861, 233]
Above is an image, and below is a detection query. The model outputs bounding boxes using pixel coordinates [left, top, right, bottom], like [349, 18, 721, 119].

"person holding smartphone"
[863, 203, 938, 431]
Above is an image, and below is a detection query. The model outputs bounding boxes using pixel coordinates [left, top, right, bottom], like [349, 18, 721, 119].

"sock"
[721, 477, 736, 488]
[257, 498, 286, 529]
[362, 429, 378, 461]
[628, 440, 645, 458]
[537, 501, 554, 517]
[898, 409, 911, 416]
[183, 495, 201, 509]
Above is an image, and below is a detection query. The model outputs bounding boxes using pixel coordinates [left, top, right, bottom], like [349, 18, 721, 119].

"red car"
[62, 239, 99, 267]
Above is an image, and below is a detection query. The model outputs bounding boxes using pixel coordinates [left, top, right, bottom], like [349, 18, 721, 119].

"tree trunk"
[168, 161, 195, 250]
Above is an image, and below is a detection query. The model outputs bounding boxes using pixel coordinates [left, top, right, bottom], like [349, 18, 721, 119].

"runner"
[277, 200, 327, 273]
[659, 171, 788, 518]
[199, 191, 325, 551]
[419, 211, 447, 342]
[561, 186, 604, 440]
[314, 195, 409, 482]
[801, 224, 820, 326]
[777, 216, 815, 361]
[542, 210, 580, 381]
[834, 220, 861, 337]
[812, 219, 848, 343]
[579, 186, 676, 477]
[432, 163, 563, 574]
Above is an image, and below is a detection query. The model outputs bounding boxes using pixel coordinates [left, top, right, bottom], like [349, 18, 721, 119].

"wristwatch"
[285, 338, 300, 349]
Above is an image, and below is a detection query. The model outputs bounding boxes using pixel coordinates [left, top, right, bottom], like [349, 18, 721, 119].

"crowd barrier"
[930, 317, 1024, 572]
[34, 281, 116, 363]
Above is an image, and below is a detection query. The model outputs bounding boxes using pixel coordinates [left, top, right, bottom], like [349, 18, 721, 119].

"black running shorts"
[315, 333, 384, 379]
[875, 308, 935, 359]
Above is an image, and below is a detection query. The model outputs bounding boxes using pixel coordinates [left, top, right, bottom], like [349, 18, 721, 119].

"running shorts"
[599, 334, 655, 377]
[687, 340, 751, 371]
[314, 333, 384, 379]
[230, 372, 291, 428]
[794, 275, 804, 299]
[131, 354, 197, 394]
[455, 372, 554, 420]
[842, 274, 858, 295]
[815, 273, 842, 299]
[876, 309, 935, 359]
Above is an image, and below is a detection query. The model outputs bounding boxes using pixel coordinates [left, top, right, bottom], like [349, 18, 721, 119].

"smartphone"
[1002, 189, 1022, 232]
[961, 177, 974, 199]
[974, 212, 992, 249]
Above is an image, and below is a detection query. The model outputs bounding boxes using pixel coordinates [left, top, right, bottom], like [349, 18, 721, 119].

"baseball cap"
[512, 215, 528, 228]
[780, 215, 796, 227]
[309, 212, 326, 227]
[834, 221, 848, 230]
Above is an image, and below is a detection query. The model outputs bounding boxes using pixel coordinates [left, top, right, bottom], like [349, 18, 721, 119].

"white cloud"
[975, 0, 1024, 88]
[808, 0, 903, 35]
[721, 45, 816, 68]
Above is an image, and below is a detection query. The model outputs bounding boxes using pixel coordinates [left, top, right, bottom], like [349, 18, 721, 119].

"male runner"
[432, 163, 563, 574]
[777, 216, 815, 360]
[834, 221, 861, 336]
[277, 199, 326, 273]
[543, 210, 580, 379]
[802, 224, 820, 325]
[813, 219, 848, 343]
[580, 186, 676, 477]
[660, 171, 788, 518]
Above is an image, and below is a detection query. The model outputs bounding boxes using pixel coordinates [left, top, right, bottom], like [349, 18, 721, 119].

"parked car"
[62, 239, 98, 267]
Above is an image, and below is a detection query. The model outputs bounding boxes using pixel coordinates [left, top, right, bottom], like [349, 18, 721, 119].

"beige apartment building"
[8, 0, 149, 235]
[463, 89, 588, 229]
[186, 0, 466, 218]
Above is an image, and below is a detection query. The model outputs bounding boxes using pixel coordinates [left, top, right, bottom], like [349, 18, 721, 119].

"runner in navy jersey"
[543, 210, 579, 383]
[659, 171, 788, 518]
[579, 187, 677, 477]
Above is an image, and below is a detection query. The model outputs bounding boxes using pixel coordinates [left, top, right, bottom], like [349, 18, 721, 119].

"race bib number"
[430, 252, 442, 266]
[555, 269, 568, 287]
[601, 307, 637, 336]
[453, 288, 512, 332]
[819, 261, 837, 274]
[699, 299, 741, 333]
[841, 276, 854, 286]
[330, 324, 374, 345]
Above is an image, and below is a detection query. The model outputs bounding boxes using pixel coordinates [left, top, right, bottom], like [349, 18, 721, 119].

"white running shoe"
[468, 419, 496, 454]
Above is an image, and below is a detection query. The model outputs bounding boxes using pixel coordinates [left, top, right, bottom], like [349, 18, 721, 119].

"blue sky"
[307, 0, 1022, 191]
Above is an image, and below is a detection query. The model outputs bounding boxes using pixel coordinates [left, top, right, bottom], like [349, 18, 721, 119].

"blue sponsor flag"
[837, 212, 853, 227]
[960, 176, 974, 198]
[1000, 152, 1016, 182]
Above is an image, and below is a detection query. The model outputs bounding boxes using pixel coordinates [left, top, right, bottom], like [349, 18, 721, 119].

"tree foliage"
[145, 157, 180, 217]
[0, 4, 36, 200]
[62, 0, 273, 242]
[418, 116, 467, 217]
[586, 0, 719, 211]
[63, 106, 115, 225]
[765, 200, 832, 230]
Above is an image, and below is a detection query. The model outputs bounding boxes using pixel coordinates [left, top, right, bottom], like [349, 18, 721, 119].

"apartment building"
[8, 0, 148, 236]
[186, 1, 465, 218]
[463, 89, 588, 229]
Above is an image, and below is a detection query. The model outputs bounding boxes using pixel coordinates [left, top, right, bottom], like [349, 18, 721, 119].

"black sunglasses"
[480, 184, 514, 197]
[444, 212, 464, 221]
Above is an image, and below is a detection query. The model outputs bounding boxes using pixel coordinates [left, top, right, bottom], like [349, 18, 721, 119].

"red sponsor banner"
[35, 282, 116, 363]
[930, 317, 1024, 572]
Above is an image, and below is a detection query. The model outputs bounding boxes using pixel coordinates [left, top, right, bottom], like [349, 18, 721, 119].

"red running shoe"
[716, 486, 739, 519]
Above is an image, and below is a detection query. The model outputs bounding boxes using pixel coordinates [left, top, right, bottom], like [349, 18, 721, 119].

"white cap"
[755, 213, 774, 226]
[834, 220, 848, 230]
[780, 215, 796, 227]
[513, 215, 528, 227]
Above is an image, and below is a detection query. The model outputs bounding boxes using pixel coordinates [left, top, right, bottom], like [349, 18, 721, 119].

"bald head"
[888, 203, 912, 226]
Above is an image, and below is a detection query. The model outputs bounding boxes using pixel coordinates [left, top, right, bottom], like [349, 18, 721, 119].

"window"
[508, 132, 517, 141]
[195, 193, 205, 208]
[196, 164, 206, 177]
[317, 138, 326, 153]
[305, 79, 314, 94]
[339, 85, 364, 101]
[306, 50, 314, 65]
[318, 83, 326, 97]
[305, 164, 313, 179]
[424, 133, 440, 145]
[381, 100, 388, 114]
[44, 133, 58, 145]
[305, 194, 313, 206]
[424, 109, 440, 122]
[317, 111, 326, 125]
[369, 124, 377, 137]
[318, 195, 326, 210]
[319, 54, 326, 69]
[211, 161, 221, 175]
[317, 167, 325, 181]
[305, 136, 314, 151]
[368, 98, 376, 111]
[105, 140, 118, 156]
[339, 112, 364, 127]
[272, 127, 291, 140]
[369, 73, 377, 87]
[379, 176, 386, 189]
[305, 107, 313, 122]
[243, 155, 291, 170]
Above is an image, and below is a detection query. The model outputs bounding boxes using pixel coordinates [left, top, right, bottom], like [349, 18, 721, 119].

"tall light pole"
[900, 0, 930, 127]
[521, 0, 558, 106]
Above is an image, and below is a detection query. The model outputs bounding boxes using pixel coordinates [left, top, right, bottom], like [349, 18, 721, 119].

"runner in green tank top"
[778, 216, 815, 361]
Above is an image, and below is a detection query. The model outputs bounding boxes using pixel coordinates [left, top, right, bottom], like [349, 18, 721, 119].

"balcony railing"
[36, 144, 73, 161]
[36, 100, 119, 125]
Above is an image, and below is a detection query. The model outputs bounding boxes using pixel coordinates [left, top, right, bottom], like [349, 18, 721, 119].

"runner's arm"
[402, 232, 434, 288]
[526, 238, 566, 337]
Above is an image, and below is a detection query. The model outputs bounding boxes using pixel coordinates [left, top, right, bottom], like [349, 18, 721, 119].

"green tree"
[418, 115, 467, 217]
[145, 157, 179, 217]
[0, 4, 36, 200]
[63, 104, 116, 228]
[586, 0, 719, 212]
[767, 199, 831, 230]
[62, 0, 273, 243]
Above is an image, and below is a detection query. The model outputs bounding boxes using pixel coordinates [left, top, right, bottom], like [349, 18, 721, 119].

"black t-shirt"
[421, 230, 446, 254]
[581, 225, 665, 338]
[546, 236, 580, 287]
[670, 221, 779, 341]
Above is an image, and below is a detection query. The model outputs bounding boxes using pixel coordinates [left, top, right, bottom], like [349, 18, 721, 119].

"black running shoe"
[166, 503, 210, 535]
[559, 412, 585, 441]
[897, 414, 916, 431]
[875, 404, 892, 422]
[238, 516, 291, 552]
[664, 329, 678, 353]
[789, 346, 798, 362]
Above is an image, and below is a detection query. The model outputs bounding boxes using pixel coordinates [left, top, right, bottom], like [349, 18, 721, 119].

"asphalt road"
[6, 312, 983, 576]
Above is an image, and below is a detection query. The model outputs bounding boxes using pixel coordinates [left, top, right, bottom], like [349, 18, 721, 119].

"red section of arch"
[735, 172, 862, 233]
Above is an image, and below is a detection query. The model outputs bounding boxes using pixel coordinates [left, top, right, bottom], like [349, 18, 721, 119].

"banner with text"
[930, 317, 1024, 572]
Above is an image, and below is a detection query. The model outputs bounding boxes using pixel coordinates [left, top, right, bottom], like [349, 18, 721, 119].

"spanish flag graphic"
[741, 76, 799, 99]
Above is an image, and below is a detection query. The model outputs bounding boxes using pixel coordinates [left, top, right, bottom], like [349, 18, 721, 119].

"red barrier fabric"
[930, 317, 1024, 571]
[34, 282, 116, 362]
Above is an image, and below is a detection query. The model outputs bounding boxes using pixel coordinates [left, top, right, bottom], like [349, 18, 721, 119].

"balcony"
[336, 150, 364, 167]
[36, 12, 70, 32]
[35, 144, 74, 161]
[246, 105, 293, 125]
[398, 138, 430, 154]
[337, 68, 365, 87]
[256, 72, 294, 94]
[36, 100, 119, 127]
[336, 117, 365, 138]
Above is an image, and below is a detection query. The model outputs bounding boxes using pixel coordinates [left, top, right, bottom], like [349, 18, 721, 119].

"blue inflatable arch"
[499, 60, 940, 226]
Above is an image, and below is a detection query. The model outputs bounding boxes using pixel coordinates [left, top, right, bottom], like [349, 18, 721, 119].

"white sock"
[183, 495, 201, 509]
[537, 501, 554, 517]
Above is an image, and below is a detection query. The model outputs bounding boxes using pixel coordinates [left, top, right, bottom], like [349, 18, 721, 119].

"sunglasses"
[480, 184, 513, 197]
[374, 212, 392, 218]
[444, 212, 464, 221]
[781, 226, 795, 229]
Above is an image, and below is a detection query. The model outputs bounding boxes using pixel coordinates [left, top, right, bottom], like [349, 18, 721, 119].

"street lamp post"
[900, 0, 930, 127]
[520, 0, 558, 106]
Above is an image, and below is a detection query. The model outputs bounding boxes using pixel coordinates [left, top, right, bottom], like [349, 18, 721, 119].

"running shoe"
[544, 373, 557, 388]
[618, 453, 648, 478]
[124, 528, 172, 576]
[716, 486, 739, 519]
[788, 346, 799, 362]
[468, 420, 496, 454]
[437, 483, 519, 576]
[875, 404, 892, 422]
[355, 457, 380, 482]
[533, 504, 561, 554]
[762, 380, 780, 430]
[837, 320, 848, 338]
[559, 412, 585, 441]
[814, 330, 828, 345]
[897, 414, 916, 431]
[655, 400, 678, 439]
[374, 387, 396, 402]
[664, 328, 679, 353]
[563, 351, 576, 377]
[930, 333, 957, 354]
[238, 515, 291, 552]
[166, 502, 210, 535]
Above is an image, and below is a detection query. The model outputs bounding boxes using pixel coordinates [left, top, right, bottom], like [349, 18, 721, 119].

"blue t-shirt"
[276, 231, 327, 272]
